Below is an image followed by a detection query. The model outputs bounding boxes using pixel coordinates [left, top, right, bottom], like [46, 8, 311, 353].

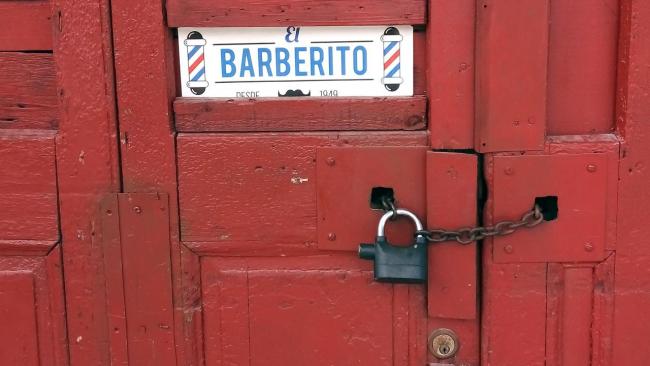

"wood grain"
[177, 131, 428, 249]
[166, 0, 426, 27]
[174, 96, 426, 132]
[0, 53, 58, 130]
[0, 130, 58, 241]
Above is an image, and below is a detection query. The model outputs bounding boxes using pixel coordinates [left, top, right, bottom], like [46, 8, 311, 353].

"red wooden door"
[105, 0, 650, 365]
[4, 0, 650, 365]
[107, 0, 482, 365]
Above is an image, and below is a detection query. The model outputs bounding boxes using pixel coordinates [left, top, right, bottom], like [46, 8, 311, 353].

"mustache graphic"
[278, 89, 311, 97]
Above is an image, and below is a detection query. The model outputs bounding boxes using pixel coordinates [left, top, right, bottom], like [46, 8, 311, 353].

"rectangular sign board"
[178, 26, 413, 98]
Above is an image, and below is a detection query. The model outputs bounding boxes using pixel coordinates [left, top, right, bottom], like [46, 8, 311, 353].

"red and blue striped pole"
[184, 31, 209, 95]
[381, 27, 403, 92]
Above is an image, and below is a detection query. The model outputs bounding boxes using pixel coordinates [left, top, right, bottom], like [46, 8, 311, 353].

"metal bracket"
[316, 146, 427, 251]
[492, 153, 610, 263]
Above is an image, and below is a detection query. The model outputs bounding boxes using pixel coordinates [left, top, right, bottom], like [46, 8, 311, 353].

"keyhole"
[439, 345, 450, 355]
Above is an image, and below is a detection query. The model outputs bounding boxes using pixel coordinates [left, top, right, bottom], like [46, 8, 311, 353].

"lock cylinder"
[358, 244, 376, 260]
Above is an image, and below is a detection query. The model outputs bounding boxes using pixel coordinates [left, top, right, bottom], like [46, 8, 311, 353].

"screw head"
[504, 245, 514, 254]
[586, 164, 598, 173]
[327, 233, 337, 241]
[326, 157, 336, 166]
[133, 206, 142, 214]
[504, 167, 514, 176]
[584, 242, 594, 252]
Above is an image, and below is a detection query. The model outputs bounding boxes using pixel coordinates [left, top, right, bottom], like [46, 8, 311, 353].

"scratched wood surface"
[174, 96, 426, 132]
[178, 131, 428, 253]
[52, 0, 122, 364]
[0, 131, 58, 241]
[166, 0, 426, 27]
[0, 53, 58, 130]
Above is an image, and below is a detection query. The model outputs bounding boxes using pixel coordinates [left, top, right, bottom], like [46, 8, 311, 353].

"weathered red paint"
[475, 0, 548, 152]
[547, 0, 619, 135]
[99, 196, 129, 366]
[177, 133, 427, 251]
[0, 53, 58, 130]
[612, 0, 650, 364]
[3, 0, 650, 364]
[118, 193, 176, 366]
[0, 249, 68, 365]
[52, 0, 121, 364]
[166, 0, 427, 27]
[317, 146, 427, 250]
[0, 131, 58, 241]
[0, 1, 52, 51]
[426, 152, 477, 320]
[174, 97, 427, 132]
[427, 0, 475, 149]
[492, 153, 610, 263]
[110, 0, 186, 362]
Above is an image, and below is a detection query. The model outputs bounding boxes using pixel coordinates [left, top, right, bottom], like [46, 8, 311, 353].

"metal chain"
[415, 204, 545, 245]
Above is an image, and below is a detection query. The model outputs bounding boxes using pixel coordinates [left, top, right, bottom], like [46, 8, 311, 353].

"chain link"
[414, 204, 545, 245]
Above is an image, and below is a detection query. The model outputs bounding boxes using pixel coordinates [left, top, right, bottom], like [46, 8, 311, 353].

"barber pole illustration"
[381, 27, 403, 91]
[184, 31, 209, 95]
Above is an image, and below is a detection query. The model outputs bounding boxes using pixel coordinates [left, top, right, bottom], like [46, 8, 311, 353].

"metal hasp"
[359, 208, 428, 283]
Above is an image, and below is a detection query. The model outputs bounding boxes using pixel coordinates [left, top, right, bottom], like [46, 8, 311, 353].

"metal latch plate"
[316, 146, 427, 251]
[492, 153, 609, 263]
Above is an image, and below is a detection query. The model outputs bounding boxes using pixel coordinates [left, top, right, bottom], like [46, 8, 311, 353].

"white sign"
[178, 26, 413, 98]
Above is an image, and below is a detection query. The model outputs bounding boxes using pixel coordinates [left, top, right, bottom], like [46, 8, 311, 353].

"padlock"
[358, 209, 428, 283]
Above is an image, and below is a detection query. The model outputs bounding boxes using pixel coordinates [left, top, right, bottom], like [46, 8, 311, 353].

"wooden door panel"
[201, 256, 410, 365]
[0, 129, 58, 242]
[0, 1, 53, 51]
[177, 131, 428, 253]
[0, 249, 67, 366]
[0, 53, 58, 130]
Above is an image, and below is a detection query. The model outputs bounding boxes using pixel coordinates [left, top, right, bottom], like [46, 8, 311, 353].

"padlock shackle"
[377, 209, 424, 237]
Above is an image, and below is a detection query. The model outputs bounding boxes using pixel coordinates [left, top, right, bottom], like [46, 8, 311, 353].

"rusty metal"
[428, 328, 460, 359]
[417, 204, 544, 245]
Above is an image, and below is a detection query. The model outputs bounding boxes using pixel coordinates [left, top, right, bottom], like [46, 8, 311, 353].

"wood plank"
[612, 1, 650, 364]
[546, 265, 594, 366]
[0, 271, 39, 366]
[174, 96, 426, 132]
[428, 0, 475, 149]
[0, 131, 58, 241]
[0, 1, 53, 51]
[547, 0, 618, 135]
[0, 252, 68, 365]
[201, 256, 397, 365]
[426, 152, 477, 320]
[166, 0, 426, 27]
[53, 0, 121, 363]
[0, 53, 58, 130]
[0, 240, 57, 256]
[118, 193, 175, 366]
[111, 0, 189, 361]
[482, 262, 547, 366]
[475, 0, 548, 152]
[177, 132, 428, 249]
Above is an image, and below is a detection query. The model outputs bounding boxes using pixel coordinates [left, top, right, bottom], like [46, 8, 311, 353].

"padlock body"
[371, 236, 427, 283]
